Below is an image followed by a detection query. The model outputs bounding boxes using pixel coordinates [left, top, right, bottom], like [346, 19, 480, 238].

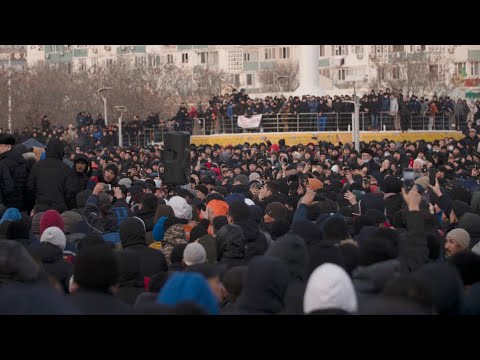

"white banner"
[238, 114, 262, 129]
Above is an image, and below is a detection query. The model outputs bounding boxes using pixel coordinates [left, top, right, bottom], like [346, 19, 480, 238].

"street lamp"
[8, 54, 12, 132]
[97, 87, 113, 126]
[114, 106, 127, 147]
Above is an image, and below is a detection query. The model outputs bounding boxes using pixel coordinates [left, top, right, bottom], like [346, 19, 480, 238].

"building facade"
[25, 45, 480, 97]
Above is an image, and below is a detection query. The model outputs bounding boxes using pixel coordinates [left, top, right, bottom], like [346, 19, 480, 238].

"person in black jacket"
[65, 154, 91, 210]
[119, 217, 168, 278]
[69, 243, 133, 315]
[0, 134, 28, 210]
[223, 256, 289, 315]
[31, 226, 73, 293]
[134, 193, 157, 233]
[215, 224, 246, 274]
[27, 138, 71, 213]
[227, 201, 268, 262]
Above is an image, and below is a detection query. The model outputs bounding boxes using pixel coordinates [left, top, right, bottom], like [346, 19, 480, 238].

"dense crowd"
[2, 125, 480, 315]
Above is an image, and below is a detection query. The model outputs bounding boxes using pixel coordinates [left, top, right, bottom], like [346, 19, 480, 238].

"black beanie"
[170, 244, 187, 264]
[322, 215, 349, 242]
[105, 163, 119, 177]
[358, 235, 397, 267]
[451, 200, 472, 219]
[447, 251, 480, 286]
[270, 219, 291, 240]
[74, 244, 118, 290]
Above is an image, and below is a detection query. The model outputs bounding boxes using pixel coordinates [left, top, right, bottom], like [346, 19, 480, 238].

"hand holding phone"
[403, 169, 415, 192]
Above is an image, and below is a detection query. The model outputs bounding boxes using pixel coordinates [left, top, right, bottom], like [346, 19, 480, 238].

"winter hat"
[446, 228, 470, 251]
[225, 193, 246, 206]
[105, 163, 119, 177]
[249, 172, 261, 182]
[321, 215, 349, 242]
[266, 233, 308, 282]
[448, 251, 480, 286]
[415, 176, 430, 191]
[40, 210, 64, 236]
[157, 272, 219, 315]
[265, 202, 288, 220]
[233, 174, 249, 186]
[61, 211, 84, 234]
[0, 240, 41, 284]
[195, 185, 209, 197]
[167, 196, 192, 220]
[74, 244, 119, 290]
[451, 201, 472, 219]
[0, 208, 22, 225]
[128, 185, 144, 197]
[270, 219, 291, 240]
[359, 193, 385, 215]
[40, 226, 67, 251]
[118, 178, 132, 188]
[304, 263, 358, 314]
[183, 243, 207, 266]
[206, 199, 229, 218]
[307, 178, 323, 191]
[31, 212, 44, 235]
[381, 175, 402, 193]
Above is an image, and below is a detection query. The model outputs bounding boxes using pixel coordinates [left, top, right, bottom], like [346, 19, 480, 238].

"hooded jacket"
[30, 242, 72, 293]
[234, 220, 268, 261]
[0, 146, 27, 210]
[458, 213, 480, 249]
[115, 251, 145, 305]
[304, 263, 358, 315]
[216, 224, 246, 275]
[266, 233, 308, 315]
[119, 217, 168, 277]
[65, 154, 91, 210]
[161, 223, 188, 266]
[27, 139, 71, 213]
[225, 256, 289, 315]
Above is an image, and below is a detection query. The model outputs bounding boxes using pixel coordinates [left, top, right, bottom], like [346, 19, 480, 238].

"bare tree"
[369, 50, 455, 97]
[257, 61, 299, 93]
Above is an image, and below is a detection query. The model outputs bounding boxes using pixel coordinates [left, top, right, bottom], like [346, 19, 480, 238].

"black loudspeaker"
[163, 131, 191, 185]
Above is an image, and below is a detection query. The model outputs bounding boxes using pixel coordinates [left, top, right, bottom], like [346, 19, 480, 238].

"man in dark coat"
[65, 153, 91, 210]
[227, 201, 268, 261]
[69, 244, 133, 315]
[27, 138, 71, 213]
[119, 217, 168, 278]
[0, 134, 28, 210]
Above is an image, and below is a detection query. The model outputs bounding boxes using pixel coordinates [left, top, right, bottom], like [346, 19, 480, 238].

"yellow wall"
[191, 131, 465, 146]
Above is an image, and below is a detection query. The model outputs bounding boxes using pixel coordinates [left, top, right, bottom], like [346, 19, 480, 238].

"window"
[167, 54, 174, 64]
[51, 45, 59, 52]
[65, 45, 72, 51]
[470, 61, 479, 76]
[264, 48, 276, 60]
[208, 52, 218, 66]
[78, 59, 87, 71]
[354, 45, 364, 54]
[246, 74, 254, 86]
[320, 68, 330, 78]
[392, 45, 404, 52]
[148, 55, 160, 67]
[378, 67, 385, 80]
[320, 45, 326, 57]
[429, 64, 438, 79]
[135, 56, 147, 68]
[455, 62, 466, 75]
[280, 47, 290, 59]
[91, 58, 98, 72]
[106, 58, 114, 68]
[419, 45, 426, 51]
[234, 74, 240, 87]
[244, 51, 258, 62]
[199, 52, 208, 64]
[392, 66, 400, 80]
[335, 45, 347, 56]
[182, 53, 188, 64]
[337, 69, 347, 81]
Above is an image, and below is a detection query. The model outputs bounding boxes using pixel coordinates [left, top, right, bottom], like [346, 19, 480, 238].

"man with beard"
[65, 154, 91, 210]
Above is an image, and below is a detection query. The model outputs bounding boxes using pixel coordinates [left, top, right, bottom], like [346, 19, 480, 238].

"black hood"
[117, 251, 144, 287]
[120, 217, 146, 248]
[236, 255, 289, 314]
[46, 139, 65, 160]
[291, 220, 323, 248]
[353, 259, 400, 295]
[458, 213, 480, 239]
[73, 153, 91, 173]
[412, 262, 464, 315]
[216, 224, 245, 261]
[266, 233, 307, 282]
[36, 242, 63, 263]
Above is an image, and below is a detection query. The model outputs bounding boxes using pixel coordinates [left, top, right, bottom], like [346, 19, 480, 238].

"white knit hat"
[303, 263, 358, 314]
[183, 243, 206, 266]
[167, 196, 192, 220]
[40, 226, 67, 251]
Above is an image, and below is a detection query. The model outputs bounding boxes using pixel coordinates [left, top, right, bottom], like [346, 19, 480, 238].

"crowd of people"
[2, 122, 480, 315]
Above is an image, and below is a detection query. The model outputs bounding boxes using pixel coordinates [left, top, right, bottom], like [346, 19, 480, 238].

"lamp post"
[8, 55, 12, 132]
[97, 87, 112, 126]
[115, 106, 127, 147]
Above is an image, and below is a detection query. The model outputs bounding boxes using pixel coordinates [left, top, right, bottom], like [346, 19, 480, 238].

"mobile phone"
[409, 158, 414, 168]
[403, 169, 415, 191]
[103, 184, 112, 191]
[429, 167, 436, 186]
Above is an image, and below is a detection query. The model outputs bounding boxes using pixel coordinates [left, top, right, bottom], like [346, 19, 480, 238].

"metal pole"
[118, 113, 123, 147]
[354, 96, 360, 151]
[103, 96, 108, 126]
[8, 57, 12, 132]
